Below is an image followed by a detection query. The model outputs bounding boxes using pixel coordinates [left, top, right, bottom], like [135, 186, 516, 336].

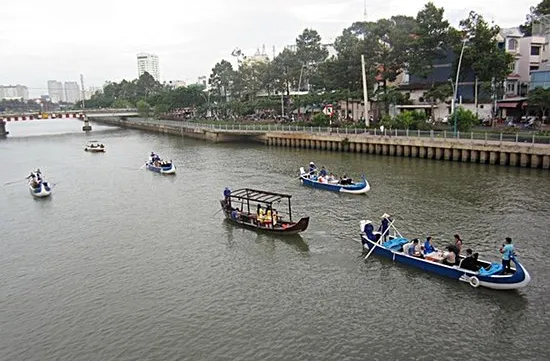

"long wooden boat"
[220, 188, 309, 235]
[299, 167, 370, 194]
[359, 215, 531, 290]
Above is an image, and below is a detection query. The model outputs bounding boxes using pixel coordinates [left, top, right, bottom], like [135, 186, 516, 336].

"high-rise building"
[0, 85, 29, 100]
[47, 80, 64, 103]
[64, 81, 81, 103]
[137, 53, 160, 81]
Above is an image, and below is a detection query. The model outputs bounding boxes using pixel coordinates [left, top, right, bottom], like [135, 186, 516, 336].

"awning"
[497, 102, 520, 108]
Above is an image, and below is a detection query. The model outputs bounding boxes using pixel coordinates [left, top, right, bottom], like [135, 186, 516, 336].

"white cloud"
[0, 0, 535, 97]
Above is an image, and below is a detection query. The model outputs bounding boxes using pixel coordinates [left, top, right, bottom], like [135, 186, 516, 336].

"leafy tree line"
[82, 1, 550, 128]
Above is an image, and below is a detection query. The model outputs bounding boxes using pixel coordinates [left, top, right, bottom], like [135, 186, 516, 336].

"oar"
[4, 179, 26, 186]
[212, 208, 223, 217]
[364, 219, 395, 261]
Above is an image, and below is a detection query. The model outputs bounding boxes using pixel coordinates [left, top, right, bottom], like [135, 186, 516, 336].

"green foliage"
[520, 0, 550, 35]
[528, 87, 550, 119]
[311, 113, 331, 126]
[112, 99, 133, 108]
[136, 100, 151, 118]
[456, 12, 514, 86]
[452, 107, 479, 131]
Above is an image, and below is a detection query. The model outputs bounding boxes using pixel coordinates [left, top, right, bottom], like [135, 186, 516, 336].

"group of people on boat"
[222, 188, 283, 228]
[88, 143, 104, 149]
[364, 214, 517, 274]
[26, 169, 44, 188]
[149, 152, 171, 167]
[305, 161, 353, 185]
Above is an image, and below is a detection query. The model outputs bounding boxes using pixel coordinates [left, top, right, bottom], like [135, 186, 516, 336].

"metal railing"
[122, 118, 550, 145]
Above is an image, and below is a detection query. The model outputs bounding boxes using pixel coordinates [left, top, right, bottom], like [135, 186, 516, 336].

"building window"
[508, 39, 518, 51]
[506, 82, 516, 93]
[531, 46, 541, 55]
[530, 65, 540, 72]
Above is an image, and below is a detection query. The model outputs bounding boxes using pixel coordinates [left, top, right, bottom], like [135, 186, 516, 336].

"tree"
[270, 48, 301, 95]
[295, 28, 329, 91]
[136, 100, 151, 117]
[458, 12, 514, 103]
[528, 87, 550, 122]
[409, 2, 451, 77]
[520, 0, 550, 36]
[208, 60, 234, 102]
[424, 83, 453, 122]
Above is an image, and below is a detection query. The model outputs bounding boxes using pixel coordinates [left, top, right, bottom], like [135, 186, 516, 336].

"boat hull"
[360, 235, 530, 290]
[85, 147, 105, 152]
[146, 163, 176, 174]
[220, 201, 309, 235]
[299, 174, 370, 194]
[29, 182, 52, 198]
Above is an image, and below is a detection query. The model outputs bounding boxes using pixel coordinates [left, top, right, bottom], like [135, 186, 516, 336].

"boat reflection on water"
[222, 218, 309, 253]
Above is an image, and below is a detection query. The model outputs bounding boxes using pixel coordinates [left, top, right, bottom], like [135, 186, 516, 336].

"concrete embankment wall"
[94, 117, 261, 143]
[91, 117, 550, 169]
[263, 132, 550, 169]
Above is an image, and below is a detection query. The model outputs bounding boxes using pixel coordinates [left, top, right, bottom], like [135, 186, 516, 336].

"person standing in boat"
[319, 166, 327, 177]
[500, 237, 515, 274]
[308, 162, 317, 177]
[377, 214, 392, 242]
[223, 187, 232, 209]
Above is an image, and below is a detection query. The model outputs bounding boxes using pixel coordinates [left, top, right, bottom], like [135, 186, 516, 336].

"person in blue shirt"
[319, 166, 327, 177]
[223, 187, 232, 209]
[424, 236, 436, 255]
[500, 237, 515, 274]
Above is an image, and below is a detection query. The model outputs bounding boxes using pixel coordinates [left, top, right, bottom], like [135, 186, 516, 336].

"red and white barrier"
[0, 113, 84, 122]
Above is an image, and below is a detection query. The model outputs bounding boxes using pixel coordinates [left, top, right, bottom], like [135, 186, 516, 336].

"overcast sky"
[0, 0, 536, 97]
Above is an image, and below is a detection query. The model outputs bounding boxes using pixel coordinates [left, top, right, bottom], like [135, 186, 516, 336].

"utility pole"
[80, 74, 86, 110]
[361, 54, 370, 127]
[364, 0, 367, 21]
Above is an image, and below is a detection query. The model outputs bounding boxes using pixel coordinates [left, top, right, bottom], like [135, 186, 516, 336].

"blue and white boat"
[27, 171, 52, 198]
[359, 215, 531, 290]
[299, 166, 370, 194]
[145, 159, 176, 174]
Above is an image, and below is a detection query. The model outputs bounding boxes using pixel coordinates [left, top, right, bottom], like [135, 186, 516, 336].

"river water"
[1, 120, 549, 361]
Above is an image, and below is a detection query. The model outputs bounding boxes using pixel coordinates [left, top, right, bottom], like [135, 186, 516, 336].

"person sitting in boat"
[423, 236, 437, 255]
[327, 172, 336, 183]
[459, 249, 480, 271]
[407, 239, 424, 258]
[442, 246, 456, 266]
[340, 174, 352, 185]
[319, 166, 327, 177]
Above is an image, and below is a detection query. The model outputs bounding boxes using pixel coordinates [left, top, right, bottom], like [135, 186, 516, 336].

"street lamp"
[452, 38, 468, 136]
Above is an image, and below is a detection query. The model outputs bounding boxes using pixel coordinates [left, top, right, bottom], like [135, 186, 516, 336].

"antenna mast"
[364, 0, 367, 21]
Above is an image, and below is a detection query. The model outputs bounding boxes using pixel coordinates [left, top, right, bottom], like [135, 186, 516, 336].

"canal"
[1, 120, 549, 361]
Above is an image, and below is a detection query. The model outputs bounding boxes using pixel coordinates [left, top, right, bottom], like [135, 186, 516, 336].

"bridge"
[0, 108, 138, 122]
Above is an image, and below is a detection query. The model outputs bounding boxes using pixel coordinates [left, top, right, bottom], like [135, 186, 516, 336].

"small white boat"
[85, 141, 105, 152]
[28, 179, 51, 198]
[145, 152, 176, 174]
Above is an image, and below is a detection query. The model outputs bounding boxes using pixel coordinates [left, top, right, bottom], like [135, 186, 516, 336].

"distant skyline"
[1, 0, 536, 97]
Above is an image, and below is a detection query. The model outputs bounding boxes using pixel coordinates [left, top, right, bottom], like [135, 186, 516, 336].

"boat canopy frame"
[227, 188, 294, 222]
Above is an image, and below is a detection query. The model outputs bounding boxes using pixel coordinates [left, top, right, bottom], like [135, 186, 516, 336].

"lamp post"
[361, 54, 370, 127]
[452, 39, 468, 136]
